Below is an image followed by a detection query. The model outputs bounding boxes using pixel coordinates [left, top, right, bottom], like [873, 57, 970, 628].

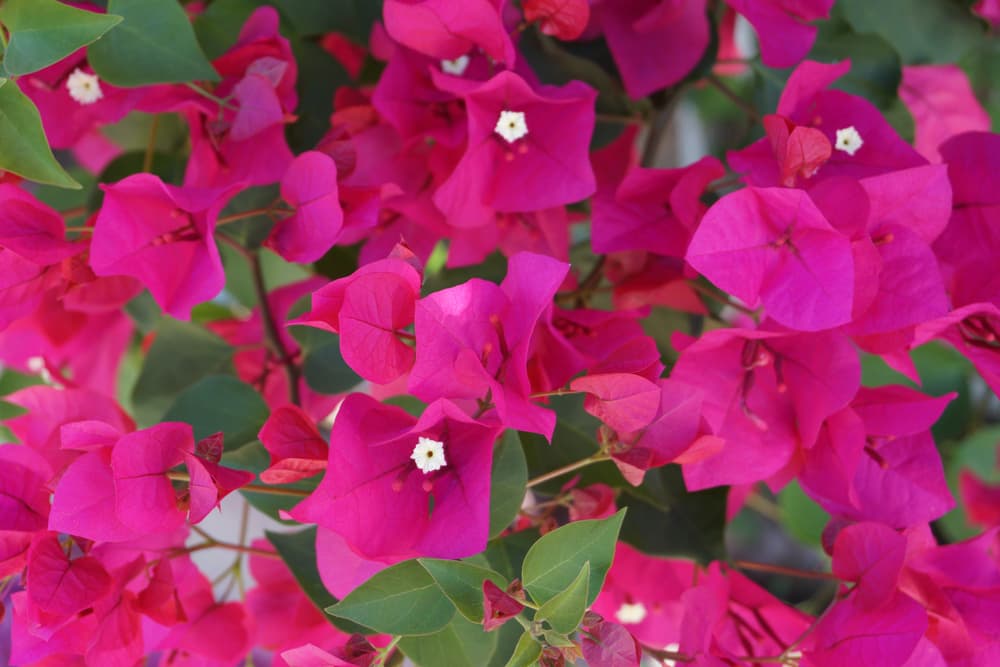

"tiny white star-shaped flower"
[494, 110, 528, 144]
[614, 601, 647, 624]
[66, 68, 104, 105]
[834, 126, 863, 156]
[411, 436, 447, 474]
[440, 55, 470, 76]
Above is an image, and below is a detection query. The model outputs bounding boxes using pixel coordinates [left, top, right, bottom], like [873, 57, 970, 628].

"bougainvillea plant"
[0, 0, 998, 665]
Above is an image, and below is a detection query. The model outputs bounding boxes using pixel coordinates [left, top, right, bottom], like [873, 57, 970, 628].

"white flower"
[834, 126, 863, 156]
[494, 110, 528, 143]
[66, 68, 104, 105]
[411, 436, 447, 474]
[440, 55, 470, 76]
[614, 601, 647, 624]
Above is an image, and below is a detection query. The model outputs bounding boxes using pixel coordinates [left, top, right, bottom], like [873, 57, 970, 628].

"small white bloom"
[494, 110, 528, 143]
[411, 436, 447, 474]
[66, 68, 104, 105]
[834, 126, 863, 156]
[440, 55, 470, 76]
[615, 601, 647, 625]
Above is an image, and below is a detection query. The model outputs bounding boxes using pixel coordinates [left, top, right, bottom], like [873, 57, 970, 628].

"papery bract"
[267, 151, 344, 263]
[257, 404, 329, 484]
[900, 65, 991, 163]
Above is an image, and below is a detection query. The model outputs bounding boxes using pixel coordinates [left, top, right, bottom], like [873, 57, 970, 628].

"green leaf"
[0, 0, 121, 76]
[286, 37, 350, 152]
[618, 465, 727, 564]
[326, 559, 457, 636]
[838, 0, 986, 64]
[276, 0, 382, 42]
[266, 527, 369, 634]
[398, 613, 499, 667]
[489, 431, 528, 539]
[475, 529, 539, 582]
[0, 400, 29, 420]
[302, 339, 361, 395]
[193, 0, 264, 60]
[503, 631, 543, 667]
[809, 19, 902, 110]
[0, 79, 80, 189]
[131, 318, 234, 425]
[939, 425, 1000, 541]
[535, 562, 589, 635]
[418, 559, 506, 624]
[88, 0, 219, 87]
[521, 510, 625, 606]
[778, 481, 830, 548]
[162, 375, 268, 450]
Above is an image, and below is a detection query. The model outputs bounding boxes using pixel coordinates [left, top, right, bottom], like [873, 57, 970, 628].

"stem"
[186, 540, 280, 559]
[526, 453, 610, 488]
[143, 115, 160, 173]
[375, 637, 401, 666]
[687, 280, 757, 316]
[595, 112, 643, 124]
[216, 205, 287, 226]
[64, 226, 93, 234]
[529, 388, 578, 399]
[168, 471, 311, 497]
[732, 560, 840, 582]
[61, 206, 88, 220]
[744, 491, 783, 522]
[640, 86, 685, 168]
[642, 645, 694, 663]
[249, 252, 302, 406]
[184, 81, 236, 110]
[556, 255, 606, 308]
[705, 72, 762, 123]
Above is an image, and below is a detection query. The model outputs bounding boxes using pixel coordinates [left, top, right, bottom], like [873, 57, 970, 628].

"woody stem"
[249, 251, 302, 406]
[525, 453, 610, 488]
[167, 470, 311, 497]
[731, 559, 840, 581]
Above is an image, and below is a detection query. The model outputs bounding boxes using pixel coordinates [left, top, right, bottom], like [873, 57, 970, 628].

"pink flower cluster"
[1, 1, 998, 666]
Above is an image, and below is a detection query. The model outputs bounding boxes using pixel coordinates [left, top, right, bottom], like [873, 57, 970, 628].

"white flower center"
[614, 601, 647, 624]
[66, 68, 104, 105]
[411, 436, 447, 474]
[834, 126, 863, 156]
[495, 110, 528, 144]
[440, 55, 470, 76]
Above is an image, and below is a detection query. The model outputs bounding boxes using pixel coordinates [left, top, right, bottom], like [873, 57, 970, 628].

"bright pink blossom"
[724, 0, 833, 68]
[257, 404, 329, 484]
[383, 0, 516, 68]
[266, 151, 344, 263]
[900, 65, 991, 163]
[90, 174, 237, 319]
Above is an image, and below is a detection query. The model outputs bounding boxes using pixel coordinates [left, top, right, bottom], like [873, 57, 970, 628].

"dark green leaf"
[418, 559, 506, 624]
[618, 465, 727, 564]
[521, 510, 625, 606]
[216, 184, 280, 249]
[809, 20, 902, 109]
[0, 0, 121, 75]
[503, 631, 543, 667]
[535, 562, 589, 635]
[87, 149, 187, 211]
[0, 79, 80, 189]
[940, 425, 1000, 541]
[0, 400, 29, 420]
[838, 0, 986, 64]
[162, 375, 268, 449]
[0, 368, 46, 396]
[131, 318, 233, 425]
[475, 529, 539, 582]
[193, 0, 264, 59]
[326, 559, 457, 635]
[489, 431, 529, 539]
[266, 527, 370, 634]
[398, 613, 499, 667]
[287, 38, 350, 152]
[302, 339, 361, 394]
[778, 481, 830, 548]
[383, 395, 427, 417]
[88, 0, 219, 86]
[124, 291, 162, 334]
[276, 0, 382, 42]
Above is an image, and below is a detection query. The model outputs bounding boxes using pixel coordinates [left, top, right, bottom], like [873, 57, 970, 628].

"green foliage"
[162, 375, 269, 449]
[398, 614, 499, 667]
[326, 559, 457, 635]
[779, 481, 831, 548]
[503, 632, 543, 667]
[535, 562, 590, 635]
[300, 333, 361, 395]
[131, 318, 234, 425]
[88, 0, 218, 86]
[0, 0, 121, 76]
[0, 79, 80, 188]
[521, 510, 625, 606]
[418, 559, 506, 624]
[489, 431, 529, 539]
[222, 442, 321, 523]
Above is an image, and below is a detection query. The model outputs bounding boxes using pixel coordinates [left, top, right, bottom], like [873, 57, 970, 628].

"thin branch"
[705, 72, 762, 123]
[526, 453, 610, 488]
[732, 560, 840, 582]
[168, 471, 311, 497]
[249, 252, 302, 406]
